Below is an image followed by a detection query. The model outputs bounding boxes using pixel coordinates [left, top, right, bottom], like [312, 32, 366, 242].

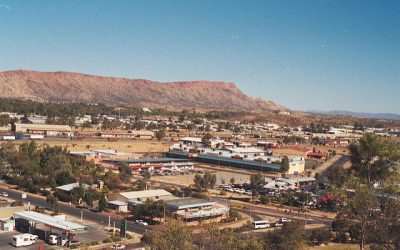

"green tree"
[118, 163, 132, 183]
[98, 192, 107, 212]
[143, 170, 152, 182]
[0, 114, 11, 126]
[259, 195, 270, 204]
[148, 221, 195, 250]
[281, 156, 290, 172]
[84, 192, 94, 208]
[250, 174, 266, 195]
[338, 184, 378, 250]
[202, 133, 212, 147]
[155, 129, 166, 141]
[349, 133, 400, 185]
[55, 171, 75, 186]
[46, 194, 58, 210]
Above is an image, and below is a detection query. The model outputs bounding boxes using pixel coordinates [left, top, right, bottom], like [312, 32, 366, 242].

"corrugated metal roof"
[166, 198, 214, 210]
[118, 189, 173, 200]
[14, 211, 87, 231]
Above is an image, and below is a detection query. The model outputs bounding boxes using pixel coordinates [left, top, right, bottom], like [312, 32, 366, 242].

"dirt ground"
[152, 164, 252, 186]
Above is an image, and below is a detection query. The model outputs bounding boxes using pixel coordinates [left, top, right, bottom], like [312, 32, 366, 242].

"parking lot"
[0, 231, 57, 250]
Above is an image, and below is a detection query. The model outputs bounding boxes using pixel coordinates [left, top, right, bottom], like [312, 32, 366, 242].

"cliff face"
[0, 70, 285, 111]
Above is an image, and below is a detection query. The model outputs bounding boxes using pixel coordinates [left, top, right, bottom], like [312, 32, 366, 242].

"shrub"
[308, 229, 334, 245]
[259, 195, 270, 204]
[11, 201, 24, 207]
[103, 238, 112, 243]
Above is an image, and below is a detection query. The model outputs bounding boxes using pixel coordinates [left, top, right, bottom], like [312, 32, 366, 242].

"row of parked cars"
[218, 184, 253, 195]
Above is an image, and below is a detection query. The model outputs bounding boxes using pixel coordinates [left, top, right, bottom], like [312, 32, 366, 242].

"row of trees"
[328, 133, 400, 250]
[145, 220, 333, 250]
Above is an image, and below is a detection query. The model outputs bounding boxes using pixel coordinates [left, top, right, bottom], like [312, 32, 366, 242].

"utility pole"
[163, 203, 166, 226]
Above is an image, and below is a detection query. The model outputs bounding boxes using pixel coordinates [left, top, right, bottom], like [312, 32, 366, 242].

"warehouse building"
[12, 123, 72, 136]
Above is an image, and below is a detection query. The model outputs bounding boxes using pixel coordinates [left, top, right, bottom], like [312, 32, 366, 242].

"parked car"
[66, 240, 81, 247]
[0, 192, 8, 197]
[279, 217, 288, 223]
[135, 220, 149, 226]
[273, 222, 284, 227]
[113, 243, 126, 250]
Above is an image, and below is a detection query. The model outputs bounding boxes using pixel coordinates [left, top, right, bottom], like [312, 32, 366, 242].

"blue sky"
[0, 0, 399, 113]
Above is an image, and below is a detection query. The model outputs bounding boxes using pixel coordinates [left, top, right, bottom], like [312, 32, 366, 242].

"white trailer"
[1, 135, 15, 141]
[29, 134, 44, 140]
[11, 234, 38, 247]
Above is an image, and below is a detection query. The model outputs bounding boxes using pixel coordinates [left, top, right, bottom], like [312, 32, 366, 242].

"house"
[307, 152, 324, 159]
[165, 197, 229, 225]
[229, 147, 264, 156]
[108, 189, 174, 206]
[107, 200, 128, 213]
[55, 182, 90, 202]
[179, 137, 202, 145]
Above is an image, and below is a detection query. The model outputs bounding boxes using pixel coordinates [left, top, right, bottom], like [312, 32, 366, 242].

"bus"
[252, 220, 271, 229]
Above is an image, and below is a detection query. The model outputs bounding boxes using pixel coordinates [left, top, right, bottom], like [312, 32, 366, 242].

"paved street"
[0, 186, 149, 235]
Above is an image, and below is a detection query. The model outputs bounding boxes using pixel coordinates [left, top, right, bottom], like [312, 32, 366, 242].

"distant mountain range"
[0, 70, 285, 112]
[308, 110, 400, 121]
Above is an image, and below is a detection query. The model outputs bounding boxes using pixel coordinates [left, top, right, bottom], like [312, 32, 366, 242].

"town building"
[165, 197, 229, 225]
[108, 189, 174, 207]
[12, 123, 72, 136]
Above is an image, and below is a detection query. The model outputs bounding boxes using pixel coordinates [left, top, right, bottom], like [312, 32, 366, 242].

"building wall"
[287, 161, 305, 175]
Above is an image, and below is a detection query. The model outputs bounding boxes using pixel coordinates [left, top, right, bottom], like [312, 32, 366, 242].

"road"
[317, 155, 350, 183]
[211, 197, 333, 228]
[0, 186, 149, 235]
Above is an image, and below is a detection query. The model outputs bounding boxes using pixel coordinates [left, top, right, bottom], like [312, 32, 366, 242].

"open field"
[1, 139, 170, 153]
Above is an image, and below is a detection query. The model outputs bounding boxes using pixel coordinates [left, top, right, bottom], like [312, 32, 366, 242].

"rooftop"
[118, 189, 173, 200]
[56, 182, 90, 192]
[166, 197, 215, 210]
[14, 211, 87, 231]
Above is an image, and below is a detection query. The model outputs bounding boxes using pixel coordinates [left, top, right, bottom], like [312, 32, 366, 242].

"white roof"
[93, 149, 130, 155]
[14, 211, 87, 231]
[108, 200, 127, 206]
[180, 137, 202, 143]
[56, 183, 89, 192]
[229, 147, 264, 154]
[118, 189, 173, 200]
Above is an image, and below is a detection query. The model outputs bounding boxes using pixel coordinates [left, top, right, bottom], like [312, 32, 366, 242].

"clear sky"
[0, 0, 399, 113]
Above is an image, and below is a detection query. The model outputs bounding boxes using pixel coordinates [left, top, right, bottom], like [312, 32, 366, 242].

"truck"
[21, 193, 27, 199]
[1, 135, 15, 141]
[11, 234, 38, 247]
[29, 134, 44, 140]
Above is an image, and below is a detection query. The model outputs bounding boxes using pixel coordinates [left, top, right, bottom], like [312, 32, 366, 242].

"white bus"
[252, 220, 271, 229]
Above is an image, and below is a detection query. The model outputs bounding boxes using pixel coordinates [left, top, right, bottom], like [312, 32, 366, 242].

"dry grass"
[7, 140, 169, 153]
[305, 244, 362, 250]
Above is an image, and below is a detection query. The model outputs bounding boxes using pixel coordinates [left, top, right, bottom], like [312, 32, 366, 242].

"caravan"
[11, 234, 38, 247]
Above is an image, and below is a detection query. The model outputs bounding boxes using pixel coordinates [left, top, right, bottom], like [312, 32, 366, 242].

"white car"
[135, 220, 149, 226]
[279, 217, 290, 223]
[0, 192, 8, 197]
[113, 243, 126, 250]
